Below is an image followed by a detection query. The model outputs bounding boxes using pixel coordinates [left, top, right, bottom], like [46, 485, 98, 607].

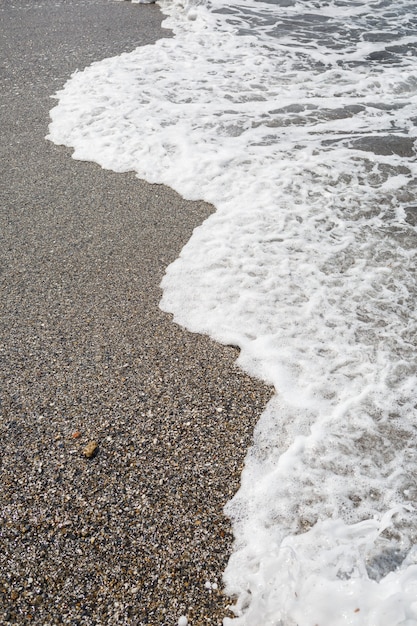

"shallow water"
[48, 0, 417, 623]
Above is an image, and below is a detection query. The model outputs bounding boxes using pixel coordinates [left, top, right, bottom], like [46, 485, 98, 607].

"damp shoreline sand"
[0, 1, 271, 624]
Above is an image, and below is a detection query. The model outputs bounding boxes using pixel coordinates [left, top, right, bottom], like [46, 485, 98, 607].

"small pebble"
[83, 441, 98, 458]
[178, 616, 188, 626]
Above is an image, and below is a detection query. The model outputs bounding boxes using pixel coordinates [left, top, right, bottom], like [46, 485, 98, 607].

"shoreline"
[0, 1, 272, 624]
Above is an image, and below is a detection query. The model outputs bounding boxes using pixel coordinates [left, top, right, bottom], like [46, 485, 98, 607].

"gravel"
[0, 1, 272, 624]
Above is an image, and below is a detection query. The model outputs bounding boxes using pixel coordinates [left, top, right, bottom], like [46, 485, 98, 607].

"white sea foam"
[47, 0, 417, 623]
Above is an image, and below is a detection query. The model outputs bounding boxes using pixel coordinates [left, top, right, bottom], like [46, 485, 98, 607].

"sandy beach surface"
[0, 1, 271, 624]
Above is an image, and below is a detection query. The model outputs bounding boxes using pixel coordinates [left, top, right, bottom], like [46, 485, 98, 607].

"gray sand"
[0, 1, 271, 624]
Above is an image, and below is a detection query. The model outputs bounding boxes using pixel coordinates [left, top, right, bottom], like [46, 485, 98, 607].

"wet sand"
[0, 1, 272, 624]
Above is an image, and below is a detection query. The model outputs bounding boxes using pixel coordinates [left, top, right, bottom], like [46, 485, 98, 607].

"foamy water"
[47, 0, 417, 623]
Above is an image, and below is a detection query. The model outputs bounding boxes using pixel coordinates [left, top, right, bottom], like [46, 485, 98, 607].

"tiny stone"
[83, 441, 98, 458]
[178, 617, 188, 626]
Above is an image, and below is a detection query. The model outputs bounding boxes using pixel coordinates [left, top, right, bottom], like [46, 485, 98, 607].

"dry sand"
[0, 1, 272, 624]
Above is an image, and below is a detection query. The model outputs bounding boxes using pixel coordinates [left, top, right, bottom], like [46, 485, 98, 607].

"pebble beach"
[0, 1, 272, 624]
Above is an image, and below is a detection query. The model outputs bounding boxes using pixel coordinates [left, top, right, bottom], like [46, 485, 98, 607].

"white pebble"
[178, 616, 188, 626]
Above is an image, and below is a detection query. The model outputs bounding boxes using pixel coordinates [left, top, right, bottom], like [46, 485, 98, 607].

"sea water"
[47, 0, 417, 623]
